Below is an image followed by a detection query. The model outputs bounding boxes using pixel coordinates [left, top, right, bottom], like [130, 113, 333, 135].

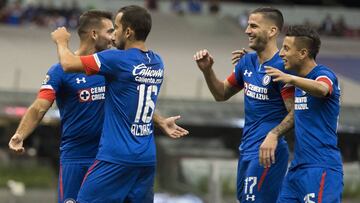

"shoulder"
[149, 50, 164, 64]
[235, 52, 255, 69]
[246, 52, 257, 61]
[96, 49, 125, 58]
[314, 64, 337, 79]
[48, 63, 64, 75]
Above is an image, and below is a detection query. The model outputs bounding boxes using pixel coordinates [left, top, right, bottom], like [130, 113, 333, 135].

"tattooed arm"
[259, 96, 294, 168]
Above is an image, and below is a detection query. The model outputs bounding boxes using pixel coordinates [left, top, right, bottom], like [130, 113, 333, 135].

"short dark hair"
[118, 5, 152, 41]
[251, 7, 284, 31]
[77, 10, 113, 38]
[286, 25, 321, 59]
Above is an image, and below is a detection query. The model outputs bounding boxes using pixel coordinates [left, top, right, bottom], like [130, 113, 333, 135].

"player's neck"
[257, 42, 278, 64]
[125, 41, 148, 52]
[297, 59, 318, 77]
[75, 42, 96, 56]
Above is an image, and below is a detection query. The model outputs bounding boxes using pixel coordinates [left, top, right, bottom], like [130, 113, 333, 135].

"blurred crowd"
[0, 0, 81, 29]
[170, 0, 220, 15]
[1, 0, 359, 38]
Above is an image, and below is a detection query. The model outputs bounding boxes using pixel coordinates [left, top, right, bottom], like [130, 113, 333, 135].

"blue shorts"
[58, 161, 94, 203]
[77, 160, 155, 203]
[237, 145, 289, 202]
[277, 167, 343, 203]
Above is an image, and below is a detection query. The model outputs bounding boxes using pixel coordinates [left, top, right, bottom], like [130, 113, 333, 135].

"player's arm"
[265, 66, 331, 97]
[51, 27, 84, 73]
[259, 85, 295, 168]
[194, 49, 241, 101]
[9, 98, 53, 153]
[153, 112, 189, 139]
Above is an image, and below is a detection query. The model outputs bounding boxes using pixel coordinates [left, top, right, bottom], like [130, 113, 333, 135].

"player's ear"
[91, 30, 98, 40]
[269, 26, 277, 38]
[125, 27, 134, 39]
[299, 48, 308, 60]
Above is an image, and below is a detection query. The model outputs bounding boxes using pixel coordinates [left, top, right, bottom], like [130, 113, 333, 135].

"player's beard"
[249, 32, 268, 52]
[95, 39, 112, 52]
[116, 35, 126, 50]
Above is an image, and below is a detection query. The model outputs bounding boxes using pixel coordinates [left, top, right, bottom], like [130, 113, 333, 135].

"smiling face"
[279, 36, 303, 70]
[245, 13, 274, 52]
[94, 18, 115, 51]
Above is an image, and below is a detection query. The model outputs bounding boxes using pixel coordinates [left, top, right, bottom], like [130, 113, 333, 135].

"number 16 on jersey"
[131, 84, 158, 136]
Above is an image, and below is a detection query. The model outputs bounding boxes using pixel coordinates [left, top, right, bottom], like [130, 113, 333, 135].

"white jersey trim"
[40, 85, 54, 90]
[93, 53, 101, 69]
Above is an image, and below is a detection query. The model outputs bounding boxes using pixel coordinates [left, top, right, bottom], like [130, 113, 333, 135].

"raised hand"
[194, 49, 214, 72]
[51, 27, 71, 44]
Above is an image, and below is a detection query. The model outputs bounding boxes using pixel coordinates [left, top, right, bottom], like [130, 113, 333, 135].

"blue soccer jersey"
[39, 64, 105, 162]
[291, 64, 342, 172]
[227, 52, 293, 156]
[80, 48, 164, 166]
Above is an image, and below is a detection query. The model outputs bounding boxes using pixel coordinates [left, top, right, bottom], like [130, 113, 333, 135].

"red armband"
[281, 85, 294, 100]
[316, 76, 333, 95]
[80, 54, 100, 75]
[37, 89, 55, 102]
[226, 72, 243, 89]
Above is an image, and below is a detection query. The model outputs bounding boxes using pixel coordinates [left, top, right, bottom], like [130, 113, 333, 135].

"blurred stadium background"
[0, 0, 360, 202]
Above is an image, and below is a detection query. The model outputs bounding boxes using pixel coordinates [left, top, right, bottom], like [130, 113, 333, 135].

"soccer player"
[8, 10, 114, 203]
[265, 25, 343, 203]
[194, 8, 294, 202]
[10, 9, 187, 203]
[50, 5, 186, 202]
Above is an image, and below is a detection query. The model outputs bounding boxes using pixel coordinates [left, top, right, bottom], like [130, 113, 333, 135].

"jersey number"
[244, 176, 257, 201]
[135, 84, 158, 123]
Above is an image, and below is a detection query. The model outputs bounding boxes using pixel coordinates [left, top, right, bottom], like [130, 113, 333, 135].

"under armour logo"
[304, 193, 315, 203]
[146, 53, 151, 63]
[76, 77, 86, 84]
[246, 195, 255, 201]
[244, 70, 252, 77]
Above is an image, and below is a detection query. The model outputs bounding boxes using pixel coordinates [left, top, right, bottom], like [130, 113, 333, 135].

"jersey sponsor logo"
[244, 70, 252, 77]
[262, 74, 271, 86]
[132, 63, 163, 84]
[295, 89, 309, 110]
[78, 86, 106, 102]
[76, 77, 86, 84]
[244, 82, 269, 100]
[42, 75, 50, 85]
[295, 96, 309, 110]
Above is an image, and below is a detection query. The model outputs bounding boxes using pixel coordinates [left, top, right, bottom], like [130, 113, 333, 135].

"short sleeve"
[281, 84, 295, 100]
[37, 64, 63, 102]
[226, 57, 245, 89]
[314, 70, 336, 96]
[80, 49, 121, 77]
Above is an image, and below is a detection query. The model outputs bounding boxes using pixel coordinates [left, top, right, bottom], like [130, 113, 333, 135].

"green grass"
[343, 183, 360, 199]
[0, 164, 56, 188]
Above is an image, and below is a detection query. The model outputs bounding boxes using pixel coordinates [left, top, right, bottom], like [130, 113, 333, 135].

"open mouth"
[282, 59, 288, 65]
